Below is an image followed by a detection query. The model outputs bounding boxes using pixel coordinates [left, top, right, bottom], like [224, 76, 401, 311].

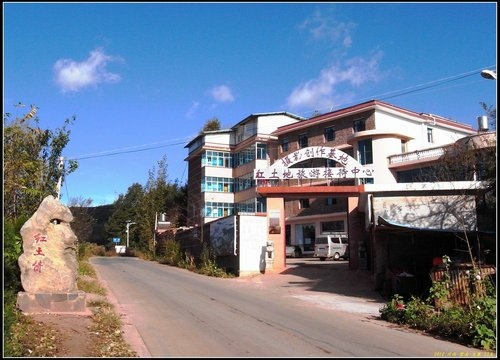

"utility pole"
[56, 156, 64, 199]
[153, 212, 158, 258]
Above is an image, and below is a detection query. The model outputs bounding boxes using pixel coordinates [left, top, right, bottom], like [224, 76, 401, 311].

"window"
[204, 202, 235, 218]
[326, 158, 336, 168]
[256, 197, 266, 213]
[281, 138, 289, 152]
[353, 119, 366, 132]
[235, 174, 254, 192]
[298, 134, 308, 148]
[256, 143, 267, 159]
[325, 197, 337, 206]
[401, 140, 408, 153]
[201, 176, 234, 192]
[235, 146, 255, 167]
[427, 128, 434, 143]
[321, 220, 344, 233]
[202, 151, 233, 168]
[324, 126, 336, 142]
[358, 139, 373, 165]
[299, 199, 310, 208]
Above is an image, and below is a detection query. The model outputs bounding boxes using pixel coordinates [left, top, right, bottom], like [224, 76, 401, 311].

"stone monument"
[17, 195, 87, 313]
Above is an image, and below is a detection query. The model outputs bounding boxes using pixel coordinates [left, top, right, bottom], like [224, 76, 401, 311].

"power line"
[298, 65, 496, 118]
[66, 135, 196, 161]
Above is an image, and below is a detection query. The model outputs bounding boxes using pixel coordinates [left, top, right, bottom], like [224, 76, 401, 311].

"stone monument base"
[17, 291, 88, 314]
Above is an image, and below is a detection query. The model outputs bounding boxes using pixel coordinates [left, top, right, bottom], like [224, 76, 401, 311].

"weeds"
[380, 255, 496, 350]
[157, 240, 234, 277]
[87, 301, 137, 357]
[3, 241, 137, 357]
[6, 311, 62, 357]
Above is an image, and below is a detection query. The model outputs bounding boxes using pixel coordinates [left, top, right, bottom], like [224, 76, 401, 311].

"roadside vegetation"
[127, 239, 234, 278]
[4, 242, 138, 357]
[380, 255, 496, 351]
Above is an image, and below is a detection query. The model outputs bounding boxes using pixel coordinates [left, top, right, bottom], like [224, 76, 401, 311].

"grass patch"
[4, 243, 138, 357]
[88, 302, 137, 357]
[6, 312, 62, 357]
[77, 277, 107, 296]
[78, 260, 96, 277]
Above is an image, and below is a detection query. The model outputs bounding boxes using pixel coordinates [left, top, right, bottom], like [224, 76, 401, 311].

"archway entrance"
[254, 146, 374, 273]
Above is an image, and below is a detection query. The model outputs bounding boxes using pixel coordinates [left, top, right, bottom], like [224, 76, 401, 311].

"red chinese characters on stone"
[33, 233, 48, 243]
[32, 233, 48, 272]
[34, 247, 45, 256]
[32, 260, 43, 273]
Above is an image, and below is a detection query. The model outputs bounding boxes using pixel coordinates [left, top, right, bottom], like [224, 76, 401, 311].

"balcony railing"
[388, 132, 496, 166]
[388, 147, 445, 165]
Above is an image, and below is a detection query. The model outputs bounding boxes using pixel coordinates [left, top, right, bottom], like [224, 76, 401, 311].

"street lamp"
[480, 69, 497, 80]
[126, 220, 136, 248]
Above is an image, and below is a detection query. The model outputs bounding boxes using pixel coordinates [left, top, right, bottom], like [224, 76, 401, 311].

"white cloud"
[53, 48, 123, 93]
[210, 85, 235, 103]
[300, 9, 355, 48]
[286, 51, 384, 112]
[186, 101, 200, 118]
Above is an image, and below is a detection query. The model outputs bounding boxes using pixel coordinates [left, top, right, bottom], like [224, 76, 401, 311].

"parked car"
[286, 245, 302, 258]
[313, 235, 349, 261]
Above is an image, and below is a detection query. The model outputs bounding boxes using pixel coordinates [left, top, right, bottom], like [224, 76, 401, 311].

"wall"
[238, 214, 268, 276]
[265, 197, 286, 272]
[372, 195, 478, 231]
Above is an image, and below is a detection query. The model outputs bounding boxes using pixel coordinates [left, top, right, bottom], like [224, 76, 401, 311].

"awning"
[376, 216, 491, 235]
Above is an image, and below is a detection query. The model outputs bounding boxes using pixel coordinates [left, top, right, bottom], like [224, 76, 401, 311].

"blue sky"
[4, 2, 497, 206]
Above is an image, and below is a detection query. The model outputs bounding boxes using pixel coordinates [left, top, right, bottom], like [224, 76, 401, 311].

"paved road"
[91, 256, 484, 357]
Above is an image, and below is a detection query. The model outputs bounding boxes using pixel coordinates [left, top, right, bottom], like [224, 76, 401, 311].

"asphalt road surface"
[90, 256, 482, 357]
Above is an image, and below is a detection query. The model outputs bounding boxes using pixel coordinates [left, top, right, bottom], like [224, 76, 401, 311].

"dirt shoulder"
[29, 312, 93, 357]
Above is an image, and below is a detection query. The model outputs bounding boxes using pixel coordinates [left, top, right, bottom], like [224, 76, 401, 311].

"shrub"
[78, 242, 106, 261]
[160, 239, 183, 265]
[380, 255, 496, 350]
[198, 244, 230, 277]
[379, 294, 406, 324]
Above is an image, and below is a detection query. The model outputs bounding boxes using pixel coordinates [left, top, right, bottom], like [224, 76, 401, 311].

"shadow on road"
[279, 257, 385, 304]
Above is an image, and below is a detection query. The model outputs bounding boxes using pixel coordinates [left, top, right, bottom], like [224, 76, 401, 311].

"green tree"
[3, 104, 78, 293]
[104, 183, 144, 248]
[200, 117, 221, 133]
[135, 155, 188, 254]
[3, 106, 78, 220]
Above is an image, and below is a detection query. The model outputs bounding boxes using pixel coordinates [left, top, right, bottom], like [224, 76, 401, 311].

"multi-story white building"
[184, 112, 304, 226]
[184, 100, 494, 294]
[262, 100, 481, 254]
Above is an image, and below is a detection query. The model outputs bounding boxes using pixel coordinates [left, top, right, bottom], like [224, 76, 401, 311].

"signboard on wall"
[254, 146, 375, 180]
[268, 209, 281, 234]
[210, 216, 236, 256]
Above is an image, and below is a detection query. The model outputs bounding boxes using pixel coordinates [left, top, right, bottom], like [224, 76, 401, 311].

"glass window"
[353, 119, 366, 132]
[299, 199, 310, 208]
[358, 139, 373, 165]
[321, 221, 344, 233]
[256, 143, 267, 159]
[427, 128, 434, 143]
[281, 138, 289, 152]
[401, 140, 408, 153]
[298, 134, 308, 148]
[325, 197, 337, 206]
[324, 126, 336, 142]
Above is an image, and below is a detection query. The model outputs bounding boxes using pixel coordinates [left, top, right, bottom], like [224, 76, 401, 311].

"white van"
[314, 234, 349, 261]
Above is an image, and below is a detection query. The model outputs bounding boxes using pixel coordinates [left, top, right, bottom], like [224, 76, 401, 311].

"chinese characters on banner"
[254, 146, 375, 180]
